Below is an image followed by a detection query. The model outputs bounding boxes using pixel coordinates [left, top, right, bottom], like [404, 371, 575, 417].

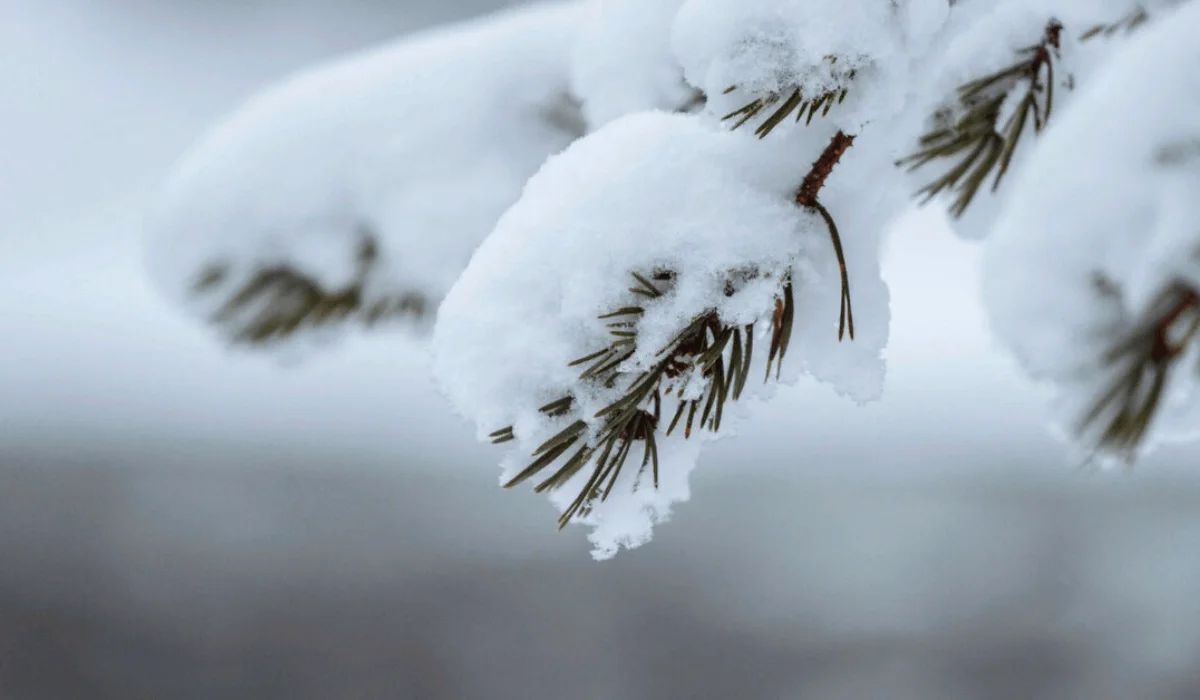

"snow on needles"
[145, 1, 585, 353]
[433, 109, 898, 558]
[147, 0, 1200, 557]
[982, 0, 1200, 464]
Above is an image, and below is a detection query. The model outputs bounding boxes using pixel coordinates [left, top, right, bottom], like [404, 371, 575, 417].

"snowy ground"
[3, 1, 1200, 698]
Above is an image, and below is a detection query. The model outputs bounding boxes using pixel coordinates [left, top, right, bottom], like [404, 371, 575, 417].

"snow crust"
[145, 1, 586, 350]
[982, 0, 1200, 462]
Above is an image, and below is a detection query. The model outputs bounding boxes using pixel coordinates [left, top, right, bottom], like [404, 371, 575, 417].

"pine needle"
[1077, 283, 1200, 462]
[899, 21, 1063, 218]
[192, 234, 427, 346]
[491, 271, 799, 528]
[721, 67, 856, 138]
[1081, 7, 1148, 41]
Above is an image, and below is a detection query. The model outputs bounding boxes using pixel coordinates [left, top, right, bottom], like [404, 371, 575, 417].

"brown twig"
[795, 131, 855, 208]
[796, 131, 856, 341]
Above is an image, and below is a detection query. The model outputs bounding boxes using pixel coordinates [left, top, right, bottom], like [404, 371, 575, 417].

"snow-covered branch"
[147, 0, 1200, 558]
[145, 1, 586, 352]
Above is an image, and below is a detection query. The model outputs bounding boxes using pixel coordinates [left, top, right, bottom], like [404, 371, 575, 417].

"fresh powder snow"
[146, 0, 1200, 558]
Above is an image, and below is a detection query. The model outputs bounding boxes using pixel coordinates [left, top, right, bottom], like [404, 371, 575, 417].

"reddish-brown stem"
[1026, 21, 1061, 80]
[795, 131, 856, 207]
[1153, 288, 1199, 360]
[795, 131, 857, 341]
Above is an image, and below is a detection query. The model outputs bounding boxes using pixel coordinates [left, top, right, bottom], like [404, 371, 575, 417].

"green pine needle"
[1077, 282, 1200, 463]
[191, 235, 428, 346]
[1080, 7, 1148, 41]
[898, 21, 1063, 218]
[721, 65, 855, 138]
[492, 270, 800, 529]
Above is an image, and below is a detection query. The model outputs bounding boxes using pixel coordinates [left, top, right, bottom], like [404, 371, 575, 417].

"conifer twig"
[721, 59, 856, 138]
[491, 271, 793, 529]
[899, 20, 1063, 218]
[192, 233, 428, 346]
[796, 130, 856, 341]
[1078, 282, 1200, 462]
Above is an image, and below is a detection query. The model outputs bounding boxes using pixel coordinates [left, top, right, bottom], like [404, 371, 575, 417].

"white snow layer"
[982, 0, 1200, 463]
[144, 1, 586, 350]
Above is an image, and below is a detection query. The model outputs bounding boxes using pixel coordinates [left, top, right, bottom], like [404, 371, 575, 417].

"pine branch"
[1077, 281, 1200, 462]
[721, 59, 856, 138]
[491, 128, 863, 530]
[191, 234, 428, 346]
[899, 20, 1063, 218]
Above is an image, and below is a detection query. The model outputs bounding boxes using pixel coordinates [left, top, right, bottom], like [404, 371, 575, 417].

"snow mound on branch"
[569, 0, 697, 128]
[144, 1, 586, 353]
[433, 110, 886, 558]
[982, 0, 1200, 462]
[672, 0, 947, 135]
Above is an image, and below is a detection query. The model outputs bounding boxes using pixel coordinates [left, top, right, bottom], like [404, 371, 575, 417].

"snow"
[982, 0, 1200, 463]
[144, 0, 586, 352]
[568, 0, 697, 128]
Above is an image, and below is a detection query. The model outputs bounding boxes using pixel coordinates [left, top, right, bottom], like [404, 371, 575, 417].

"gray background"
[2, 1, 1200, 698]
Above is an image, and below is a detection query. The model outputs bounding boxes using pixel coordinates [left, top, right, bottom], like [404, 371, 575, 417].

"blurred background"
[2, 1, 1200, 698]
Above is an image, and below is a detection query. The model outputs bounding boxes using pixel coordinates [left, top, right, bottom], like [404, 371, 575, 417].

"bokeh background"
[3, 1, 1200, 698]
